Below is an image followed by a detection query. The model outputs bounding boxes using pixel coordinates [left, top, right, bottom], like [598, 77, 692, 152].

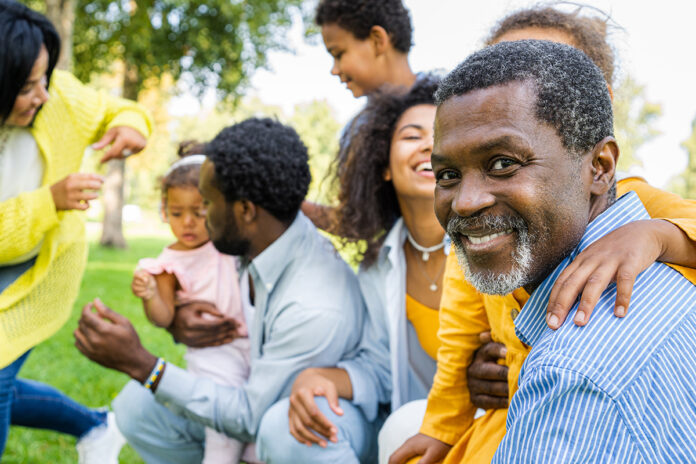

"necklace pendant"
[422, 251, 429, 262]
[430, 283, 437, 292]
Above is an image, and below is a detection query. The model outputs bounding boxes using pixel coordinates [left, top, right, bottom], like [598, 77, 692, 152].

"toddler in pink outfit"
[131, 150, 250, 464]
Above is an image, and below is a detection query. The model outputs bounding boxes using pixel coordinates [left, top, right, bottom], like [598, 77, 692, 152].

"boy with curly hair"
[303, 0, 423, 229]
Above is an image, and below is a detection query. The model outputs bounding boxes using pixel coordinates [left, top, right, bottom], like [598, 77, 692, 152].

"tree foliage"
[670, 116, 696, 199]
[72, 0, 310, 99]
[612, 74, 663, 171]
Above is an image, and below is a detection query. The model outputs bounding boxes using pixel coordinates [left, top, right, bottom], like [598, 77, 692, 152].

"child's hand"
[546, 219, 665, 329]
[132, 270, 157, 300]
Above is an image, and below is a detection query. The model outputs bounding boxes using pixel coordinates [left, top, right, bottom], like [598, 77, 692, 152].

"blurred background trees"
[670, 116, 696, 199]
[19, 0, 695, 244]
[612, 74, 663, 171]
[24, 0, 325, 247]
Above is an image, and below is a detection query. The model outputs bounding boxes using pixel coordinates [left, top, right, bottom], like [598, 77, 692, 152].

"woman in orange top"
[389, 6, 696, 464]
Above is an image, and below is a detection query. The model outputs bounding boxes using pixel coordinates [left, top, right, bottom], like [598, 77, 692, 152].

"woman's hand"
[388, 433, 452, 464]
[288, 368, 343, 448]
[94, 126, 147, 163]
[546, 219, 672, 329]
[50, 172, 103, 211]
[132, 270, 157, 300]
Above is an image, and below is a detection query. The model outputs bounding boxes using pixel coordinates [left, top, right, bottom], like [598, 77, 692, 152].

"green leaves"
[72, 0, 307, 99]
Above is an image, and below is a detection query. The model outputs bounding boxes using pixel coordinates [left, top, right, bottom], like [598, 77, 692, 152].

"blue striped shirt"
[493, 192, 696, 463]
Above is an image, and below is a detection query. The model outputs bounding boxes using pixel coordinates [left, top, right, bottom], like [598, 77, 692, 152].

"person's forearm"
[308, 367, 353, 400]
[655, 219, 696, 268]
[142, 296, 175, 328]
[154, 363, 256, 442]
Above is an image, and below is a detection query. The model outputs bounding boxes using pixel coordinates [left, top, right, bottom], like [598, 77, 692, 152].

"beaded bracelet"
[144, 357, 166, 390]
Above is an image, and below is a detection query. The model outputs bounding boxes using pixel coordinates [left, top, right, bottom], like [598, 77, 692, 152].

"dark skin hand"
[546, 218, 696, 329]
[467, 331, 509, 410]
[388, 433, 452, 464]
[74, 298, 157, 383]
[167, 300, 240, 348]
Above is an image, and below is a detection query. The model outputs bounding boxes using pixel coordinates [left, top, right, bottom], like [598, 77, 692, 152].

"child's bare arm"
[132, 270, 177, 327]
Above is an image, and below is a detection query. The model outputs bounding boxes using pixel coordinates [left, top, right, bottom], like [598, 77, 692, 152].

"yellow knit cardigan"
[0, 70, 152, 368]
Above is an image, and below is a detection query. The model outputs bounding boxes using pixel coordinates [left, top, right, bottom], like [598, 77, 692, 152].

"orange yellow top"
[405, 294, 440, 360]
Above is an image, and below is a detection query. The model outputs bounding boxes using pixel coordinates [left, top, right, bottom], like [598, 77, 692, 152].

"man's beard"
[447, 215, 535, 295]
[213, 237, 250, 257]
[209, 217, 251, 257]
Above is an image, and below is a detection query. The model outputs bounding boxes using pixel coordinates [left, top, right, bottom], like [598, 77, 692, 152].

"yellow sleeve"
[419, 252, 490, 445]
[51, 70, 153, 143]
[0, 186, 59, 262]
[619, 178, 696, 284]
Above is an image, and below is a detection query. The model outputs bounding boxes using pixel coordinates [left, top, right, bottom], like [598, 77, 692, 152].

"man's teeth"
[467, 229, 512, 245]
[415, 161, 432, 172]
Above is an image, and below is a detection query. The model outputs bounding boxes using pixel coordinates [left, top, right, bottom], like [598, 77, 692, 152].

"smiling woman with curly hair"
[256, 75, 452, 463]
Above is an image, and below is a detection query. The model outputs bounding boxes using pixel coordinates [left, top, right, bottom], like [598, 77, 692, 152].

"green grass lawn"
[3, 233, 187, 463]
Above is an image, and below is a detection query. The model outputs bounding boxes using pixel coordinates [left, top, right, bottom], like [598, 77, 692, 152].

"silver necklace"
[406, 231, 445, 262]
[407, 243, 446, 292]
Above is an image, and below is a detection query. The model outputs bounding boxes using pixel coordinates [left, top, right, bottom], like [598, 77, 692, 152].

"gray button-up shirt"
[155, 212, 364, 441]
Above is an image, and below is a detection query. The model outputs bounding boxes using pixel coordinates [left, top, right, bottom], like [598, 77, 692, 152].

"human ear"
[369, 25, 390, 56]
[160, 200, 168, 223]
[236, 199, 257, 224]
[589, 136, 619, 196]
[383, 167, 392, 181]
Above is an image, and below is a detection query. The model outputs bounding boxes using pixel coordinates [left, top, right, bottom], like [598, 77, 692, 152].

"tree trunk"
[99, 159, 127, 248]
[99, 64, 139, 248]
[44, 0, 75, 71]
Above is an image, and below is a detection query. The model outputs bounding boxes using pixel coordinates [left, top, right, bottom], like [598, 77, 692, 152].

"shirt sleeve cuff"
[153, 362, 196, 405]
[338, 359, 378, 421]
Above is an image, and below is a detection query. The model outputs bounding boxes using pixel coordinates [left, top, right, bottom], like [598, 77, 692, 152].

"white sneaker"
[76, 411, 126, 464]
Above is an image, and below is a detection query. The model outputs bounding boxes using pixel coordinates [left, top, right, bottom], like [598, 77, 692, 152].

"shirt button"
[266, 283, 272, 291]
[510, 308, 520, 321]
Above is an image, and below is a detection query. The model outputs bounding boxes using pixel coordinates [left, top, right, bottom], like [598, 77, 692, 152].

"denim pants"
[0, 259, 106, 456]
[256, 396, 381, 464]
[113, 381, 381, 464]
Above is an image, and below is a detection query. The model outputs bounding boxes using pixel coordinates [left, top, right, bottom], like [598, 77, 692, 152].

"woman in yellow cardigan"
[0, 1, 151, 461]
[389, 6, 696, 464]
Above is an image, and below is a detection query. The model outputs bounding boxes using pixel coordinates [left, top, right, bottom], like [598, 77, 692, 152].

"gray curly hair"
[435, 40, 613, 158]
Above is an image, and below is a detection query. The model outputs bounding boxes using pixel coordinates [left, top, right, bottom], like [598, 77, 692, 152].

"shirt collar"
[248, 212, 310, 292]
[377, 218, 407, 267]
[515, 191, 650, 346]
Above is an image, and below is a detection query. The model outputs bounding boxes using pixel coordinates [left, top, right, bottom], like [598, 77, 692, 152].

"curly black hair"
[315, 0, 413, 53]
[486, 5, 615, 85]
[332, 75, 440, 266]
[205, 118, 311, 223]
[435, 40, 613, 159]
[0, 0, 60, 123]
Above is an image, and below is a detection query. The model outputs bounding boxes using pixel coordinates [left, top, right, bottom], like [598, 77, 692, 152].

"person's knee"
[258, 396, 375, 464]
[112, 380, 153, 443]
[257, 398, 306, 463]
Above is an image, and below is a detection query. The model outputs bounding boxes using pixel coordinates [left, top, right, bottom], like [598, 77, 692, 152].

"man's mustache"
[446, 214, 527, 238]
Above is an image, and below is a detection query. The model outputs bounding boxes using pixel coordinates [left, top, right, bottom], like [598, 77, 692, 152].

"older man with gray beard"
[430, 40, 696, 463]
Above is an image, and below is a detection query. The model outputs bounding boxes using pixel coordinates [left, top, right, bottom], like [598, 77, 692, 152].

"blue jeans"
[0, 259, 106, 456]
[113, 380, 207, 464]
[256, 397, 380, 464]
[0, 350, 107, 455]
